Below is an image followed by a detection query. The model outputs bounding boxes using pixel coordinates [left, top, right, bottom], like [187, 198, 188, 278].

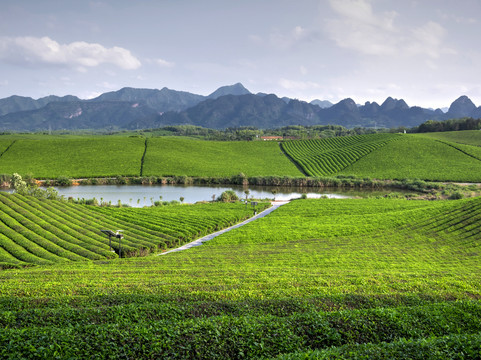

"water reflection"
[12, 184, 406, 207]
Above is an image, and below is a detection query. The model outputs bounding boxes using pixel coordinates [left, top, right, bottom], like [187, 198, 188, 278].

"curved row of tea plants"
[336, 135, 481, 181]
[0, 197, 480, 358]
[0, 192, 263, 268]
[281, 133, 402, 176]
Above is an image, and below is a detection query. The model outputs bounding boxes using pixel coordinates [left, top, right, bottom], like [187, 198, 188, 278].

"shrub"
[218, 190, 239, 202]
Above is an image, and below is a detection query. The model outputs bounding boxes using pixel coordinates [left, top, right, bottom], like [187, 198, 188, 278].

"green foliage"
[142, 137, 302, 177]
[0, 136, 145, 178]
[282, 133, 402, 176]
[416, 117, 481, 133]
[0, 197, 480, 358]
[419, 130, 481, 146]
[218, 190, 239, 202]
[0, 192, 264, 266]
[338, 135, 481, 182]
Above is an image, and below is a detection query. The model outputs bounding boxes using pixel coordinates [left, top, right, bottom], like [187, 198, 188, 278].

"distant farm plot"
[142, 137, 303, 177]
[0, 136, 145, 178]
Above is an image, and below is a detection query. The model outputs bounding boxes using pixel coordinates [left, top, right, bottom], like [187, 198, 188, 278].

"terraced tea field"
[418, 130, 481, 146]
[0, 197, 480, 358]
[1, 131, 481, 182]
[281, 133, 402, 176]
[337, 135, 481, 181]
[0, 135, 302, 178]
[282, 133, 481, 182]
[0, 137, 145, 178]
[142, 137, 302, 177]
[0, 192, 265, 268]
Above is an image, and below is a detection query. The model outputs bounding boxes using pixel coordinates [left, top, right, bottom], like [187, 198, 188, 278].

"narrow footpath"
[159, 200, 290, 255]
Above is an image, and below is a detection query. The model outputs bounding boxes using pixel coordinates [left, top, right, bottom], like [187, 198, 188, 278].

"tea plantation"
[0, 192, 266, 267]
[1, 131, 480, 181]
[0, 197, 480, 358]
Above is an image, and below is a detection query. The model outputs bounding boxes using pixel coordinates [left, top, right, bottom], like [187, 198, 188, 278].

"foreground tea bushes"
[0, 192, 264, 267]
[0, 197, 480, 358]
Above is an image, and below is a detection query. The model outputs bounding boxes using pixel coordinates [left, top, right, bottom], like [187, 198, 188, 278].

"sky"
[0, 0, 480, 109]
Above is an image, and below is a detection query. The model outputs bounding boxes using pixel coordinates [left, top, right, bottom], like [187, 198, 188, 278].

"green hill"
[0, 136, 145, 178]
[417, 130, 481, 146]
[338, 135, 481, 181]
[282, 132, 481, 182]
[0, 192, 261, 267]
[0, 135, 302, 179]
[142, 137, 302, 177]
[1, 131, 481, 182]
[0, 197, 480, 358]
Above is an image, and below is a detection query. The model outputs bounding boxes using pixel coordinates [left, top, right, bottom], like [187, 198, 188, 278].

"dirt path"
[158, 200, 290, 256]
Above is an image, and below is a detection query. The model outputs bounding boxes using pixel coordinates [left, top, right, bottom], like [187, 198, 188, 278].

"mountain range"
[0, 83, 479, 132]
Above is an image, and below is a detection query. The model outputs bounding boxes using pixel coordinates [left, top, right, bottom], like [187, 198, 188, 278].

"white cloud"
[325, 0, 454, 59]
[153, 58, 175, 68]
[0, 36, 141, 70]
[279, 78, 320, 91]
[270, 25, 319, 49]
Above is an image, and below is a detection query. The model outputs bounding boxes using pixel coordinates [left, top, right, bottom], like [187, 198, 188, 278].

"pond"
[5, 184, 407, 207]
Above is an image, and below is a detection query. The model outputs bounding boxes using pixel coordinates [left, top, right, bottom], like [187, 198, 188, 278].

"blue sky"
[0, 0, 480, 108]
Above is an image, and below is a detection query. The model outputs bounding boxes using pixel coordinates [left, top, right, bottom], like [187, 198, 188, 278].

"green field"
[1, 131, 481, 181]
[142, 137, 302, 177]
[0, 197, 480, 358]
[418, 130, 481, 146]
[0, 192, 265, 267]
[281, 133, 402, 176]
[0, 137, 145, 178]
[281, 133, 481, 182]
[337, 135, 481, 181]
[0, 135, 303, 179]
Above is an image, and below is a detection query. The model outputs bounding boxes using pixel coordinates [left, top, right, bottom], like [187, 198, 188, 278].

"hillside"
[1, 131, 481, 182]
[0, 135, 302, 178]
[0, 192, 261, 267]
[142, 137, 302, 177]
[0, 197, 480, 358]
[281, 132, 481, 182]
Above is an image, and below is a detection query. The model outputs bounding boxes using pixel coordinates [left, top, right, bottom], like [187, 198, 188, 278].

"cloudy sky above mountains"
[0, 0, 480, 108]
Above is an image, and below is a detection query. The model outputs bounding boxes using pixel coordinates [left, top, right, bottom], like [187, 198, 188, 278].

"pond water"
[3, 184, 407, 207]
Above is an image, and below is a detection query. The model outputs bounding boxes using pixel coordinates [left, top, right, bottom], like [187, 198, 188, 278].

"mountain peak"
[381, 97, 409, 111]
[208, 83, 251, 99]
[447, 95, 477, 117]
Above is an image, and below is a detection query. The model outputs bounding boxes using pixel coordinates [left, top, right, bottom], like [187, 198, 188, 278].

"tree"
[244, 190, 250, 201]
[218, 190, 239, 202]
[180, 196, 185, 204]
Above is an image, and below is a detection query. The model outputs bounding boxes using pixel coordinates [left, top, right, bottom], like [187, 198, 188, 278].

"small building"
[261, 136, 284, 141]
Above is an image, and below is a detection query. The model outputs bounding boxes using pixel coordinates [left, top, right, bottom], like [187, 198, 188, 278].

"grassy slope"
[142, 137, 303, 177]
[0, 198, 480, 358]
[0, 192, 264, 267]
[281, 133, 401, 177]
[338, 135, 481, 181]
[417, 130, 481, 146]
[0, 137, 145, 178]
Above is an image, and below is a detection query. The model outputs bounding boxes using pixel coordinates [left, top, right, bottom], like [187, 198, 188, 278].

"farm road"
[159, 200, 290, 255]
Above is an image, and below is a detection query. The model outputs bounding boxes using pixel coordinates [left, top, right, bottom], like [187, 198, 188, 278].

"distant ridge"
[0, 84, 480, 131]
